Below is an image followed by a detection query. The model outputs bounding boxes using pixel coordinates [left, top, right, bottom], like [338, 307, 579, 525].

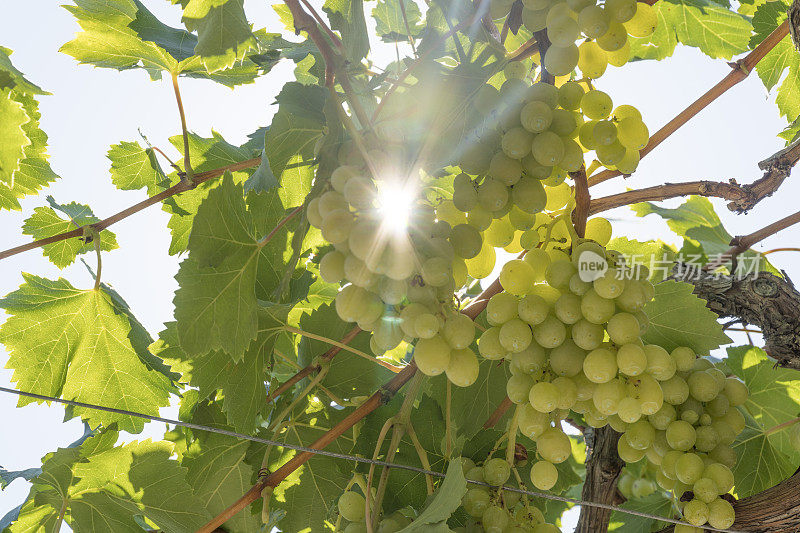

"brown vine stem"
[533, 30, 555, 84]
[483, 396, 513, 429]
[717, 207, 800, 266]
[588, 19, 791, 187]
[297, 0, 344, 52]
[0, 157, 260, 261]
[170, 72, 193, 182]
[763, 247, 800, 255]
[197, 362, 419, 533]
[572, 167, 590, 237]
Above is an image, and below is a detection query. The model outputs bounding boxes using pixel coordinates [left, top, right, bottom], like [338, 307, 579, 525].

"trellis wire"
[0, 386, 744, 533]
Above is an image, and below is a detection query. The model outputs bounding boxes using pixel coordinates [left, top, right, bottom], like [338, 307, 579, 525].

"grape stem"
[365, 417, 395, 533]
[588, 18, 791, 187]
[572, 167, 591, 238]
[279, 326, 403, 372]
[170, 72, 194, 184]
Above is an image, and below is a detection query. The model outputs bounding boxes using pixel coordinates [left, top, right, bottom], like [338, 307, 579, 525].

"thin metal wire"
[0, 386, 744, 533]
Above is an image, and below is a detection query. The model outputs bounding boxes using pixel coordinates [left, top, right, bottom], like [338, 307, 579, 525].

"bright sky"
[0, 1, 797, 531]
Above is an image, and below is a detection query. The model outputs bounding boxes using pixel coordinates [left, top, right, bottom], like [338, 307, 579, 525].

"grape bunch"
[459, 457, 562, 532]
[489, 0, 658, 79]
[616, 465, 657, 500]
[617, 355, 748, 530]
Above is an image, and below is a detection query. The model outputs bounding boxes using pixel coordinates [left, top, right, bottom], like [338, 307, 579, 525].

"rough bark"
[575, 426, 625, 533]
[672, 265, 800, 370]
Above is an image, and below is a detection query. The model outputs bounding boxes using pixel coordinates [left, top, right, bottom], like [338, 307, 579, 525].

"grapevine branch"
[588, 137, 800, 215]
[572, 167, 591, 237]
[588, 19, 791, 187]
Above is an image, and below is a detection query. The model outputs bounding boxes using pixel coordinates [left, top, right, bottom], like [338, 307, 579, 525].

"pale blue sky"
[0, 1, 797, 531]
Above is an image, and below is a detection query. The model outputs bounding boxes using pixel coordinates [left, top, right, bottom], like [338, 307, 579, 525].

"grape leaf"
[373, 0, 424, 42]
[0, 275, 174, 433]
[732, 408, 797, 496]
[0, 88, 31, 186]
[21, 196, 119, 269]
[750, 0, 800, 122]
[0, 89, 59, 211]
[607, 237, 677, 281]
[182, 0, 257, 72]
[324, 0, 370, 62]
[183, 440, 260, 533]
[629, 0, 752, 61]
[727, 345, 800, 461]
[107, 141, 167, 192]
[0, 47, 47, 95]
[608, 492, 674, 532]
[400, 459, 467, 532]
[641, 280, 731, 353]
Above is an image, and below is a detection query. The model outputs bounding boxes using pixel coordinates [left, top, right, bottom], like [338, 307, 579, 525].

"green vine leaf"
[182, 0, 257, 72]
[400, 459, 468, 532]
[21, 196, 118, 269]
[325, 0, 370, 62]
[0, 275, 175, 433]
[641, 280, 731, 353]
[0, 47, 47, 95]
[0, 88, 30, 186]
[608, 492, 673, 532]
[373, 0, 424, 42]
[107, 141, 167, 192]
[629, 0, 752, 61]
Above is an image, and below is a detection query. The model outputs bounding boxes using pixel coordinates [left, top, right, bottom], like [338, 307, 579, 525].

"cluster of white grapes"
[459, 457, 562, 532]
[490, 0, 658, 79]
[617, 355, 748, 531]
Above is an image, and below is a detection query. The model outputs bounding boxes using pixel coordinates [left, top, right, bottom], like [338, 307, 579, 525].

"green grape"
[307, 197, 325, 228]
[676, 452, 705, 484]
[319, 190, 349, 217]
[707, 367, 727, 390]
[485, 217, 515, 247]
[319, 250, 346, 284]
[479, 327, 507, 360]
[683, 499, 709, 527]
[443, 313, 476, 350]
[532, 131, 565, 166]
[605, 0, 637, 22]
[530, 460, 558, 490]
[607, 39, 631, 67]
[721, 406, 745, 435]
[421, 256, 451, 287]
[508, 373, 535, 404]
[343, 255, 376, 287]
[543, 43, 580, 76]
[632, 478, 655, 498]
[530, 380, 559, 412]
[528, 81, 561, 107]
[635, 374, 664, 415]
[336, 285, 370, 323]
[522, 155, 553, 180]
[520, 101, 554, 133]
[644, 344, 676, 381]
[484, 457, 512, 486]
[537, 427, 572, 463]
[551, 108, 579, 137]
[545, 259, 577, 289]
[723, 376, 748, 406]
[571, 319, 603, 350]
[509, 206, 537, 230]
[695, 425, 720, 453]
[615, 146, 641, 173]
[583, 348, 618, 384]
[499, 260, 535, 296]
[578, 120, 598, 150]
[500, 78, 530, 102]
[706, 394, 729, 417]
[558, 81, 585, 110]
[344, 176, 377, 209]
[617, 396, 642, 423]
[547, 13, 580, 46]
[691, 477, 718, 504]
[666, 420, 696, 451]
[466, 465, 485, 483]
[482, 505, 510, 533]
[448, 224, 481, 260]
[580, 288, 615, 324]
[512, 344, 548, 374]
[487, 292, 519, 325]
[617, 343, 647, 376]
[502, 127, 534, 161]
[625, 419, 656, 450]
[569, 273, 593, 296]
[607, 312, 641, 345]
[617, 117, 649, 150]
[585, 217, 612, 245]
[625, 2, 658, 37]
[688, 370, 720, 402]
[617, 434, 646, 462]
[462, 487, 491, 517]
[704, 462, 734, 494]
[505, 60, 529, 80]
[343, 523, 368, 533]
[596, 140, 626, 166]
[444, 348, 480, 387]
[596, 20, 628, 51]
[581, 89, 613, 120]
[592, 119, 618, 146]
[649, 403, 677, 430]
[578, 40, 608, 79]
[453, 182, 478, 213]
[414, 335, 452, 376]
[467, 205, 493, 231]
[460, 139, 494, 174]
[547, 183, 573, 213]
[613, 104, 643, 121]
[709, 444, 737, 469]
[322, 209, 356, 244]
[554, 293, 582, 324]
[520, 403, 550, 439]
[661, 375, 690, 405]
[490, 0, 515, 18]
[473, 84, 501, 115]
[661, 449, 682, 479]
[500, 318, 534, 353]
[338, 491, 366, 522]
[522, 6, 550, 31]
[707, 497, 735, 529]
[478, 178, 510, 212]
[578, 5, 611, 38]
[515, 295, 549, 327]
[512, 177, 548, 213]
[378, 278, 406, 306]
[566, 0, 593, 11]
[550, 339, 587, 376]
[553, 376, 579, 409]
[490, 151, 524, 185]
[615, 279, 648, 312]
[594, 378, 626, 415]
[533, 314, 567, 348]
